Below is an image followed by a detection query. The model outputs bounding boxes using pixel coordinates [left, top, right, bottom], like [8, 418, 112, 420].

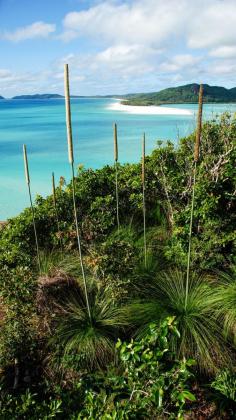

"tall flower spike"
[52, 172, 56, 207]
[113, 122, 120, 230]
[23, 144, 41, 272]
[64, 64, 74, 164]
[64, 63, 91, 321]
[23, 144, 30, 185]
[142, 133, 147, 267]
[185, 83, 204, 309]
[194, 84, 203, 162]
[114, 123, 118, 162]
[142, 133, 145, 185]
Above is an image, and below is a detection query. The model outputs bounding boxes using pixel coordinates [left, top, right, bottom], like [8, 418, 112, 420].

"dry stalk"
[113, 123, 120, 231]
[185, 84, 203, 309]
[64, 63, 91, 321]
[23, 144, 41, 272]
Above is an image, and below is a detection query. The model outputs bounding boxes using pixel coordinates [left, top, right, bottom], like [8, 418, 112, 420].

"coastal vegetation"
[0, 70, 236, 417]
[2, 82, 236, 104]
[122, 83, 236, 106]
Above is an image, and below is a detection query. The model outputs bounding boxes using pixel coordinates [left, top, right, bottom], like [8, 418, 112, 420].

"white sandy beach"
[108, 100, 193, 116]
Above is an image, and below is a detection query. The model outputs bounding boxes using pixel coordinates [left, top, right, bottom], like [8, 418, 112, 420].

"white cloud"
[2, 21, 56, 42]
[0, 69, 12, 78]
[56, 0, 236, 92]
[209, 46, 236, 59]
[210, 60, 236, 76]
[160, 54, 201, 72]
[61, 0, 190, 45]
[2, 0, 236, 96]
[188, 1, 236, 49]
[60, 0, 236, 53]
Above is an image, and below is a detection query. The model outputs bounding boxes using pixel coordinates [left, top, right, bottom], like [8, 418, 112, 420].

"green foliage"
[122, 83, 236, 106]
[78, 317, 196, 419]
[0, 388, 63, 419]
[128, 269, 232, 372]
[211, 369, 236, 402]
[0, 113, 235, 273]
[0, 114, 235, 416]
[1, 319, 195, 418]
[210, 369, 236, 414]
[51, 278, 130, 370]
[0, 267, 36, 368]
[213, 272, 236, 344]
[87, 226, 139, 300]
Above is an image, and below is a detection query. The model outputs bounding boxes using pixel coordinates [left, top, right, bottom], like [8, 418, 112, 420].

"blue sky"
[0, 0, 236, 97]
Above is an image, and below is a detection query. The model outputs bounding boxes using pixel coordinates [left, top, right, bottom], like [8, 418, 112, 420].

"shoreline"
[108, 100, 193, 116]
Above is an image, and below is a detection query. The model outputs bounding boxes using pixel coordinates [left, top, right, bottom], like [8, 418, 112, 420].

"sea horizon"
[1, 97, 236, 221]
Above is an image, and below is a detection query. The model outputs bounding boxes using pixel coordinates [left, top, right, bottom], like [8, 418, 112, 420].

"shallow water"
[0, 98, 235, 219]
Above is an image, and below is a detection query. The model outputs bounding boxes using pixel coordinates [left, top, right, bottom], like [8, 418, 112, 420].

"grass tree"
[127, 269, 232, 373]
[64, 63, 91, 321]
[185, 84, 203, 309]
[113, 123, 120, 231]
[23, 144, 41, 272]
[52, 278, 130, 369]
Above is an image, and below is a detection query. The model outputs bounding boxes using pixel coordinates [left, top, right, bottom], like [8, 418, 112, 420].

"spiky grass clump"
[214, 272, 236, 344]
[38, 251, 83, 279]
[52, 279, 130, 369]
[36, 251, 86, 334]
[127, 269, 232, 373]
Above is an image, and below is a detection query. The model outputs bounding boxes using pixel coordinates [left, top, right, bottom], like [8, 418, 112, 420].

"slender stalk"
[13, 358, 19, 390]
[185, 84, 203, 309]
[23, 144, 41, 272]
[52, 172, 62, 250]
[113, 123, 120, 231]
[64, 63, 91, 321]
[142, 133, 147, 267]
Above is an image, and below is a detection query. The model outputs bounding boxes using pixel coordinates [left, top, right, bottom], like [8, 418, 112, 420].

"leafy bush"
[78, 317, 196, 419]
[210, 369, 236, 414]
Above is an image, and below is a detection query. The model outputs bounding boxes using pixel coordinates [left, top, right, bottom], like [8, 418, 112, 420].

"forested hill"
[12, 94, 65, 99]
[121, 84, 236, 105]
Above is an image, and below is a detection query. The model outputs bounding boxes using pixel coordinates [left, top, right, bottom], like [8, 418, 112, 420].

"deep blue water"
[0, 98, 236, 219]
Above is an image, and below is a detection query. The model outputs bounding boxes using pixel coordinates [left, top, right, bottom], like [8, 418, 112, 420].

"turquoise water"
[0, 98, 236, 220]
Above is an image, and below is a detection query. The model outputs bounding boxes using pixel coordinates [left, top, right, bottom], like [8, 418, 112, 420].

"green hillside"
[12, 94, 65, 99]
[122, 83, 236, 105]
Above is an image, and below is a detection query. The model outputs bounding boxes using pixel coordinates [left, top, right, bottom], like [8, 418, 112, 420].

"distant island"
[12, 94, 65, 100]
[121, 84, 236, 106]
[11, 94, 118, 100]
[1, 84, 236, 104]
[12, 93, 82, 100]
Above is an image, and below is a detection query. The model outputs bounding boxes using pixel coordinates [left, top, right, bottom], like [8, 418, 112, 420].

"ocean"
[0, 98, 236, 220]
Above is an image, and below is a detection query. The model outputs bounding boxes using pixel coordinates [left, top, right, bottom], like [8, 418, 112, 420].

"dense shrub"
[0, 114, 235, 417]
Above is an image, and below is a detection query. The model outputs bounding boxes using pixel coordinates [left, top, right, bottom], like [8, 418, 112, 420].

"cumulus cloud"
[2, 21, 56, 42]
[60, 0, 236, 52]
[61, 0, 189, 45]
[188, 1, 236, 49]
[160, 54, 202, 72]
[209, 46, 236, 59]
[2, 0, 236, 95]
[55, 0, 236, 91]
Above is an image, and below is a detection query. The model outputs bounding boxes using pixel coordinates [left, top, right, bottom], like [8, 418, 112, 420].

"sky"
[0, 0, 236, 97]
